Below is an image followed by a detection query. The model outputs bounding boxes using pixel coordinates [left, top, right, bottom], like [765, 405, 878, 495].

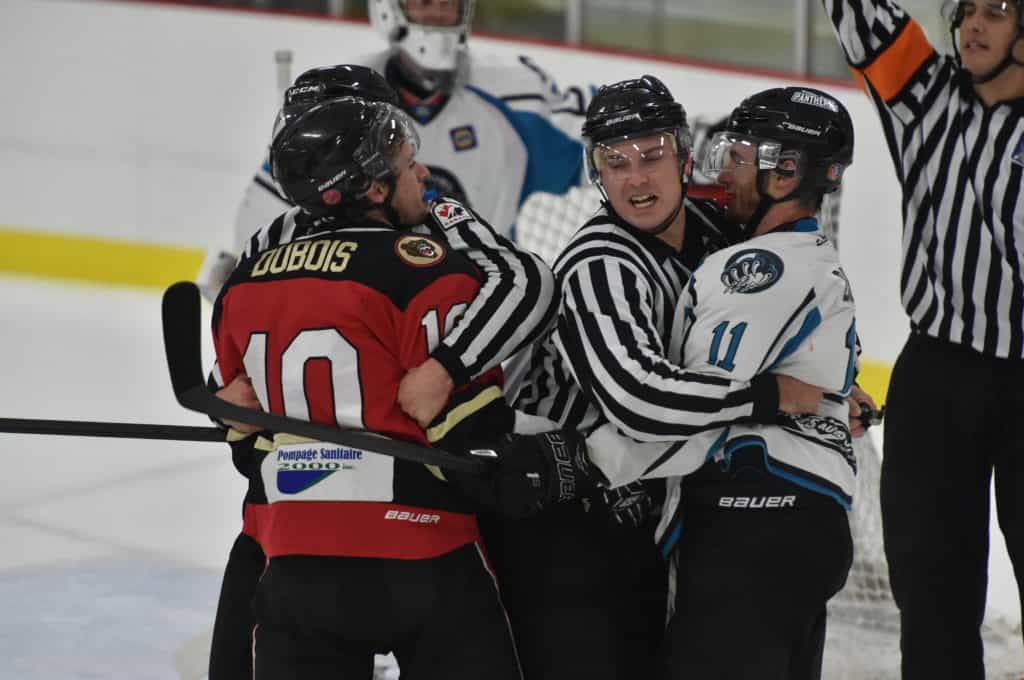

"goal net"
[515, 184, 1024, 679]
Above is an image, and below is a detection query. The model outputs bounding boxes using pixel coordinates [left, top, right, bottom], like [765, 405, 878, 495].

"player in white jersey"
[197, 0, 586, 302]
[492, 86, 863, 678]
[579, 87, 859, 679]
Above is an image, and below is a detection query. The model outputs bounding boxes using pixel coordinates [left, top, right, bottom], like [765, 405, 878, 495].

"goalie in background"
[197, 0, 590, 304]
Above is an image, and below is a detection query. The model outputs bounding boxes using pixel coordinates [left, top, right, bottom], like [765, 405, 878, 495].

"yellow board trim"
[0, 226, 204, 289]
[858, 359, 892, 405]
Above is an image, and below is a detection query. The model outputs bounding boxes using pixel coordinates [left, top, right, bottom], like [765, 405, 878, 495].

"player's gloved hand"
[594, 482, 655, 529]
[453, 430, 606, 518]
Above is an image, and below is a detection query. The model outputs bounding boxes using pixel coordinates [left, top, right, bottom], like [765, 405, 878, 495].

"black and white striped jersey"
[823, 0, 1024, 358]
[232, 199, 557, 385]
[514, 199, 778, 440]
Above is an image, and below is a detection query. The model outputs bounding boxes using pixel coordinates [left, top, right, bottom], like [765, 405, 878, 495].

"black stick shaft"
[0, 417, 224, 442]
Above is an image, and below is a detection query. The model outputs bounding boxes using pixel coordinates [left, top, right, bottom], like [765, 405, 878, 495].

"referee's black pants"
[882, 331, 1024, 679]
[479, 502, 667, 680]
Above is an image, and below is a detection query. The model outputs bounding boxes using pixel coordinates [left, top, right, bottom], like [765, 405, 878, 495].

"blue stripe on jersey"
[261, 159, 271, 175]
[767, 307, 823, 370]
[727, 438, 853, 510]
[661, 517, 683, 558]
[465, 85, 584, 208]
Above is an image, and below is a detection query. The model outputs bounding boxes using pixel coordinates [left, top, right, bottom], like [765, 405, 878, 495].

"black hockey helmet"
[582, 75, 691, 185]
[702, 87, 853, 196]
[941, 1, 1024, 83]
[270, 97, 420, 219]
[271, 64, 399, 144]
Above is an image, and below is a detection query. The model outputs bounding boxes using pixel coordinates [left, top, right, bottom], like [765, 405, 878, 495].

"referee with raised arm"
[821, 0, 1024, 677]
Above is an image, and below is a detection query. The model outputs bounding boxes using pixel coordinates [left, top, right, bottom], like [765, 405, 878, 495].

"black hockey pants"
[252, 542, 521, 680]
[657, 454, 853, 680]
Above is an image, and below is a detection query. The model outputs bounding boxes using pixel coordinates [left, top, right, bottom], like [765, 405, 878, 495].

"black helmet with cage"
[270, 64, 399, 145]
[270, 97, 420, 224]
[582, 75, 693, 233]
[941, 0, 1024, 83]
[701, 86, 854, 236]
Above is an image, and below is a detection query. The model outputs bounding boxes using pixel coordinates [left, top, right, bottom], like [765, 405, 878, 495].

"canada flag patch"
[432, 200, 473, 230]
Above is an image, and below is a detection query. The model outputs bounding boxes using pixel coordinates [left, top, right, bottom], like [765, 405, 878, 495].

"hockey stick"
[0, 417, 222, 442]
[161, 281, 490, 475]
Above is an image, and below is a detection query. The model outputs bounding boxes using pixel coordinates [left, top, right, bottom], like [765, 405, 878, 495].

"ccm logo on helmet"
[384, 510, 441, 524]
[718, 495, 797, 509]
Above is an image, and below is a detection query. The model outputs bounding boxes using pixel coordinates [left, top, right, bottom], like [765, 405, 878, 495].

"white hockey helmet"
[368, 0, 474, 76]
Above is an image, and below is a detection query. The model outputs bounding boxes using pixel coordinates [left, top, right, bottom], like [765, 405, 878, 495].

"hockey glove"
[454, 430, 607, 518]
[596, 482, 656, 529]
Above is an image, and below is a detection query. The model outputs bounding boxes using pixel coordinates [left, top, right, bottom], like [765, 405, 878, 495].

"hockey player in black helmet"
[211, 95, 585, 680]
[603, 86, 860, 679]
[269, 64, 400, 145]
[700, 85, 854, 238]
[207, 92, 563, 679]
[271, 97, 426, 228]
[481, 76, 825, 680]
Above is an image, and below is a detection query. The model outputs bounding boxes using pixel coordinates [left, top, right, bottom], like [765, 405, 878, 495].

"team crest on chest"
[721, 249, 784, 294]
[450, 125, 478, 151]
[396, 235, 447, 268]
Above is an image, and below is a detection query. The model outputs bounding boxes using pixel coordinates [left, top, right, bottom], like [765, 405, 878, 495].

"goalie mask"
[369, 0, 474, 88]
[700, 87, 853, 237]
[270, 98, 420, 223]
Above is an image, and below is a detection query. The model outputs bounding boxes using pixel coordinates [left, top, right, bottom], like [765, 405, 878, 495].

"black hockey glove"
[596, 482, 656, 529]
[453, 430, 607, 519]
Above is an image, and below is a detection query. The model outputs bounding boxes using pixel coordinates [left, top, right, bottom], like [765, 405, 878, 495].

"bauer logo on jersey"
[396, 235, 447, 267]
[721, 249, 784, 294]
[450, 125, 478, 151]
[791, 90, 839, 113]
[431, 200, 473, 230]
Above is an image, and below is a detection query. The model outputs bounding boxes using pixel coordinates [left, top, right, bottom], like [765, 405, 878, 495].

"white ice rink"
[1, 274, 1021, 678]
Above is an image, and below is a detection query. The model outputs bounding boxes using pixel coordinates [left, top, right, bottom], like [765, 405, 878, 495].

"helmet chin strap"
[743, 171, 804, 238]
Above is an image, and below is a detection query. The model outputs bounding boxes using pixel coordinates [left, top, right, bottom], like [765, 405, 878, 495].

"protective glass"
[942, 0, 1017, 27]
[699, 132, 784, 180]
[591, 131, 680, 181]
[399, 0, 468, 27]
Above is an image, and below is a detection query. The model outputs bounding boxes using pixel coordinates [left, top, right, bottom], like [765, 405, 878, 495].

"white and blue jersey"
[586, 218, 859, 532]
[225, 50, 586, 252]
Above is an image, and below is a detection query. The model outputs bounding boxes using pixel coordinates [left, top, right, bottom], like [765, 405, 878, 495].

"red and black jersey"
[212, 221, 511, 560]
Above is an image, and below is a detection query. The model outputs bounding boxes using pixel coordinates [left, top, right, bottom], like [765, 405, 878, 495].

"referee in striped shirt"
[492, 76, 823, 680]
[823, 0, 1024, 676]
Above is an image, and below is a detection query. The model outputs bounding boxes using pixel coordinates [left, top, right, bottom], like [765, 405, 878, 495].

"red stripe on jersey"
[243, 501, 480, 560]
